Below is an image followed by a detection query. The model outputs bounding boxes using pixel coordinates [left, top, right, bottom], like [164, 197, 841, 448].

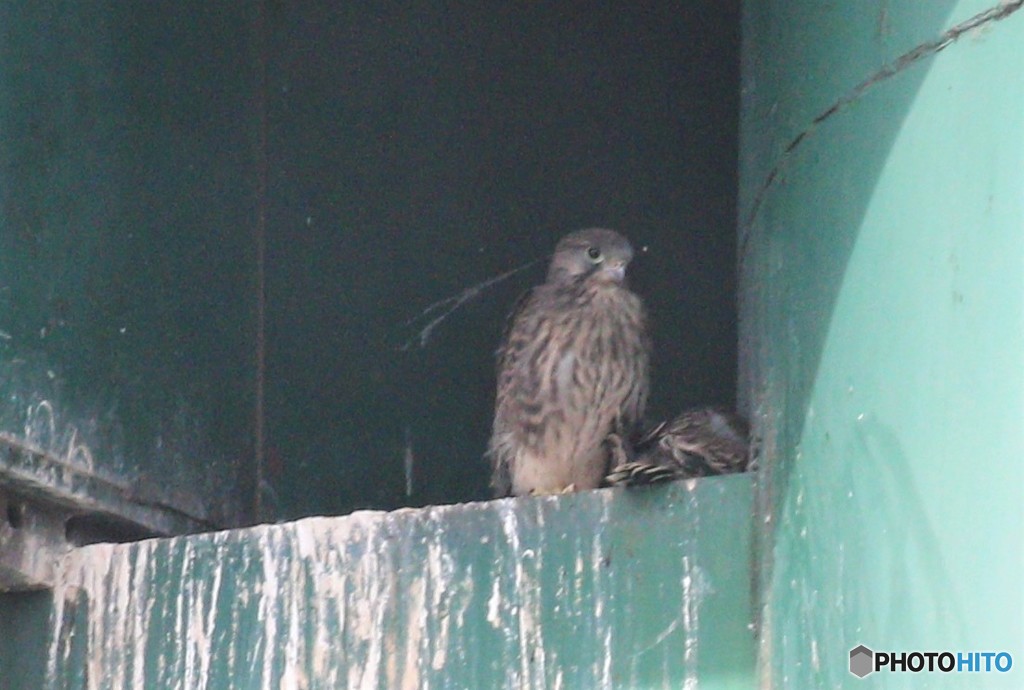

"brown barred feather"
[605, 407, 750, 487]
[488, 229, 650, 496]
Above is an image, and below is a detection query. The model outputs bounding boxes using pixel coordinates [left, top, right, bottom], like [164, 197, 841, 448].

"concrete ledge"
[45, 476, 755, 689]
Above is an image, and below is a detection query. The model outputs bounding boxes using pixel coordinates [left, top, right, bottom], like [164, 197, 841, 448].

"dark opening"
[5, 500, 24, 529]
[262, 3, 741, 519]
[64, 513, 159, 547]
[0, 3, 739, 526]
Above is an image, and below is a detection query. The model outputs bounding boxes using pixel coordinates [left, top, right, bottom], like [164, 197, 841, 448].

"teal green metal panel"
[0, 2, 259, 527]
[0, 591, 52, 690]
[741, 1, 1024, 687]
[43, 480, 754, 689]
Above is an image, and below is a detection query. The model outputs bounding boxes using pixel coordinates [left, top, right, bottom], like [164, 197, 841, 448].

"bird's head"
[546, 228, 635, 286]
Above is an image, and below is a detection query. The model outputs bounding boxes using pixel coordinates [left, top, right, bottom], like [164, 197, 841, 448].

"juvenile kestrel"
[489, 229, 650, 496]
[605, 407, 750, 486]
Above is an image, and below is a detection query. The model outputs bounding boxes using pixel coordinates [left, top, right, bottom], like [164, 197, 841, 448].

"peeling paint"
[42, 480, 753, 688]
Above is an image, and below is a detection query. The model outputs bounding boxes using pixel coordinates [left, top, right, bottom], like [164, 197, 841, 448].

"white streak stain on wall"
[593, 503, 613, 690]
[40, 482, 748, 688]
[258, 527, 280, 688]
[129, 545, 151, 689]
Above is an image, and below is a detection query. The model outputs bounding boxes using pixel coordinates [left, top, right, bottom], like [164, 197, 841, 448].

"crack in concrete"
[739, 0, 1024, 264]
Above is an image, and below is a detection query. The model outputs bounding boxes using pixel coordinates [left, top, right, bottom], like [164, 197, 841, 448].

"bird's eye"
[586, 246, 602, 262]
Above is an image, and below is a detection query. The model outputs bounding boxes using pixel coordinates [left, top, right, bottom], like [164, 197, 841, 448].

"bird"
[605, 407, 750, 486]
[488, 228, 651, 497]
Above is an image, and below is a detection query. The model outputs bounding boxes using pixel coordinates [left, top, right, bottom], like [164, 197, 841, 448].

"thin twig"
[399, 257, 545, 350]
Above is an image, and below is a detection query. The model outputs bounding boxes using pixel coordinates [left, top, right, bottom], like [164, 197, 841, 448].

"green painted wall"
[0, 591, 51, 690]
[0, 2, 261, 526]
[6, 0, 1022, 688]
[741, 1, 1024, 687]
[1, 5, 750, 688]
[40, 479, 754, 689]
[1, 2, 741, 525]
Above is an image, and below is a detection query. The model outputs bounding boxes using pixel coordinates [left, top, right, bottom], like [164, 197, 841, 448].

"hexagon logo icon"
[849, 645, 874, 678]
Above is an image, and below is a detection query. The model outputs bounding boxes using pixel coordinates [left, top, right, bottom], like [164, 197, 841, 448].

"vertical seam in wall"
[253, 0, 269, 523]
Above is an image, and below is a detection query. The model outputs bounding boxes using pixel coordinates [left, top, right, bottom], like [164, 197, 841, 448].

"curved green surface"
[741, 1, 1024, 687]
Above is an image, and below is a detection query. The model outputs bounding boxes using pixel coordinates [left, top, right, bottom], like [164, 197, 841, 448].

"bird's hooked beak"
[597, 260, 627, 283]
